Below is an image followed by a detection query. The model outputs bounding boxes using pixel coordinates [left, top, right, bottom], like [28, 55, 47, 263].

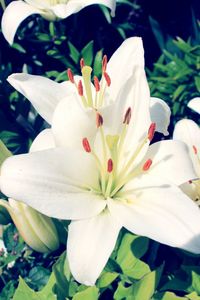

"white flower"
[173, 119, 200, 204]
[187, 97, 200, 115]
[1, 0, 116, 45]
[1, 37, 200, 286]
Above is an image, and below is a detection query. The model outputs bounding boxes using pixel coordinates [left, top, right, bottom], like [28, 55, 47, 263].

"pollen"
[148, 123, 156, 142]
[78, 80, 84, 96]
[96, 112, 103, 128]
[107, 159, 113, 173]
[123, 107, 132, 125]
[102, 55, 108, 72]
[67, 68, 74, 83]
[80, 58, 85, 69]
[82, 138, 91, 153]
[104, 72, 111, 87]
[193, 145, 198, 155]
[142, 159, 152, 171]
[94, 76, 100, 92]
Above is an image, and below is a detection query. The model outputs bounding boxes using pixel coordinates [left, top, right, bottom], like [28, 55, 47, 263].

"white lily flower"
[1, 37, 200, 286]
[187, 98, 200, 115]
[173, 119, 200, 204]
[1, 0, 116, 45]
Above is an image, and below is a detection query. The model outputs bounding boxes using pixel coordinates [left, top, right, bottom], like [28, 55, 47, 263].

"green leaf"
[81, 41, 94, 66]
[187, 292, 200, 300]
[53, 252, 71, 299]
[129, 264, 164, 300]
[68, 42, 80, 64]
[114, 282, 134, 300]
[72, 287, 99, 300]
[173, 85, 186, 100]
[116, 233, 150, 279]
[93, 50, 103, 78]
[97, 271, 119, 288]
[13, 274, 56, 300]
[194, 76, 200, 93]
[26, 266, 50, 290]
[160, 292, 186, 300]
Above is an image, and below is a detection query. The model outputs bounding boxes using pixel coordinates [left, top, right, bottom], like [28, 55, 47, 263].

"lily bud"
[0, 140, 59, 253]
[0, 199, 59, 253]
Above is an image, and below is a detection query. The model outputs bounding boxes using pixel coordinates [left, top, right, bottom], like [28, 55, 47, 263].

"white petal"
[7, 73, 73, 124]
[1, 1, 40, 45]
[107, 37, 144, 101]
[52, 96, 96, 149]
[0, 148, 106, 219]
[188, 97, 200, 114]
[108, 175, 200, 253]
[67, 210, 121, 285]
[173, 119, 200, 175]
[142, 140, 197, 186]
[51, 0, 116, 19]
[29, 129, 55, 152]
[150, 97, 171, 136]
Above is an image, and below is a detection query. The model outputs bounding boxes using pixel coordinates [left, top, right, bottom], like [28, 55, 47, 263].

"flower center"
[67, 55, 111, 110]
[69, 58, 155, 199]
[82, 114, 155, 199]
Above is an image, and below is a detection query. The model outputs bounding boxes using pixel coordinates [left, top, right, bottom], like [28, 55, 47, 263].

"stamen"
[82, 138, 91, 153]
[107, 159, 113, 173]
[123, 107, 132, 125]
[188, 180, 193, 184]
[67, 68, 74, 83]
[148, 123, 156, 142]
[193, 145, 198, 155]
[96, 112, 103, 128]
[94, 76, 100, 92]
[80, 58, 85, 69]
[102, 55, 108, 72]
[78, 80, 83, 96]
[103, 72, 111, 87]
[142, 159, 152, 171]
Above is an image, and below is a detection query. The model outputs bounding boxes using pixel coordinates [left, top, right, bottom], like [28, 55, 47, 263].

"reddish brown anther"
[78, 80, 84, 96]
[193, 145, 198, 155]
[142, 159, 152, 171]
[94, 76, 100, 92]
[148, 123, 156, 142]
[67, 68, 74, 83]
[80, 58, 85, 69]
[188, 180, 193, 184]
[102, 55, 108, 72]
[107, 158, 113, 173]
[123, 107, 132, 125]
[96, 112, 103, 128]
[82, 138, 91, 153]
[103, 72, 111, 87]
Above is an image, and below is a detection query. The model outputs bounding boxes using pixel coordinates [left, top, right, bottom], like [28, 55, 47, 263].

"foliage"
[148, 36, 200, 127]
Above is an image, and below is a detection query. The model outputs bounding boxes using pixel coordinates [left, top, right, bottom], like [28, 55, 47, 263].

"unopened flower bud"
[7, 199, 59, 253]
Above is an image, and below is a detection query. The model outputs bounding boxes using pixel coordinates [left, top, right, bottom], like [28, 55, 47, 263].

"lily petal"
[173, 119, 200, 175]
[30, 129, 55, 152]
[1, 1, 40, 45]
[106, 37, 144, 101]
[67, 210, 121, 286]
[142, 140, 196, 186]
[52, 0, 116, 19]
[7, 73, 74, 124]
[108, 175, 200, 253]
[150, 97, 171, 136]
[0, 148, 106, 219]
[187, 97, 200, 114]
[52, 95, 96, 149]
